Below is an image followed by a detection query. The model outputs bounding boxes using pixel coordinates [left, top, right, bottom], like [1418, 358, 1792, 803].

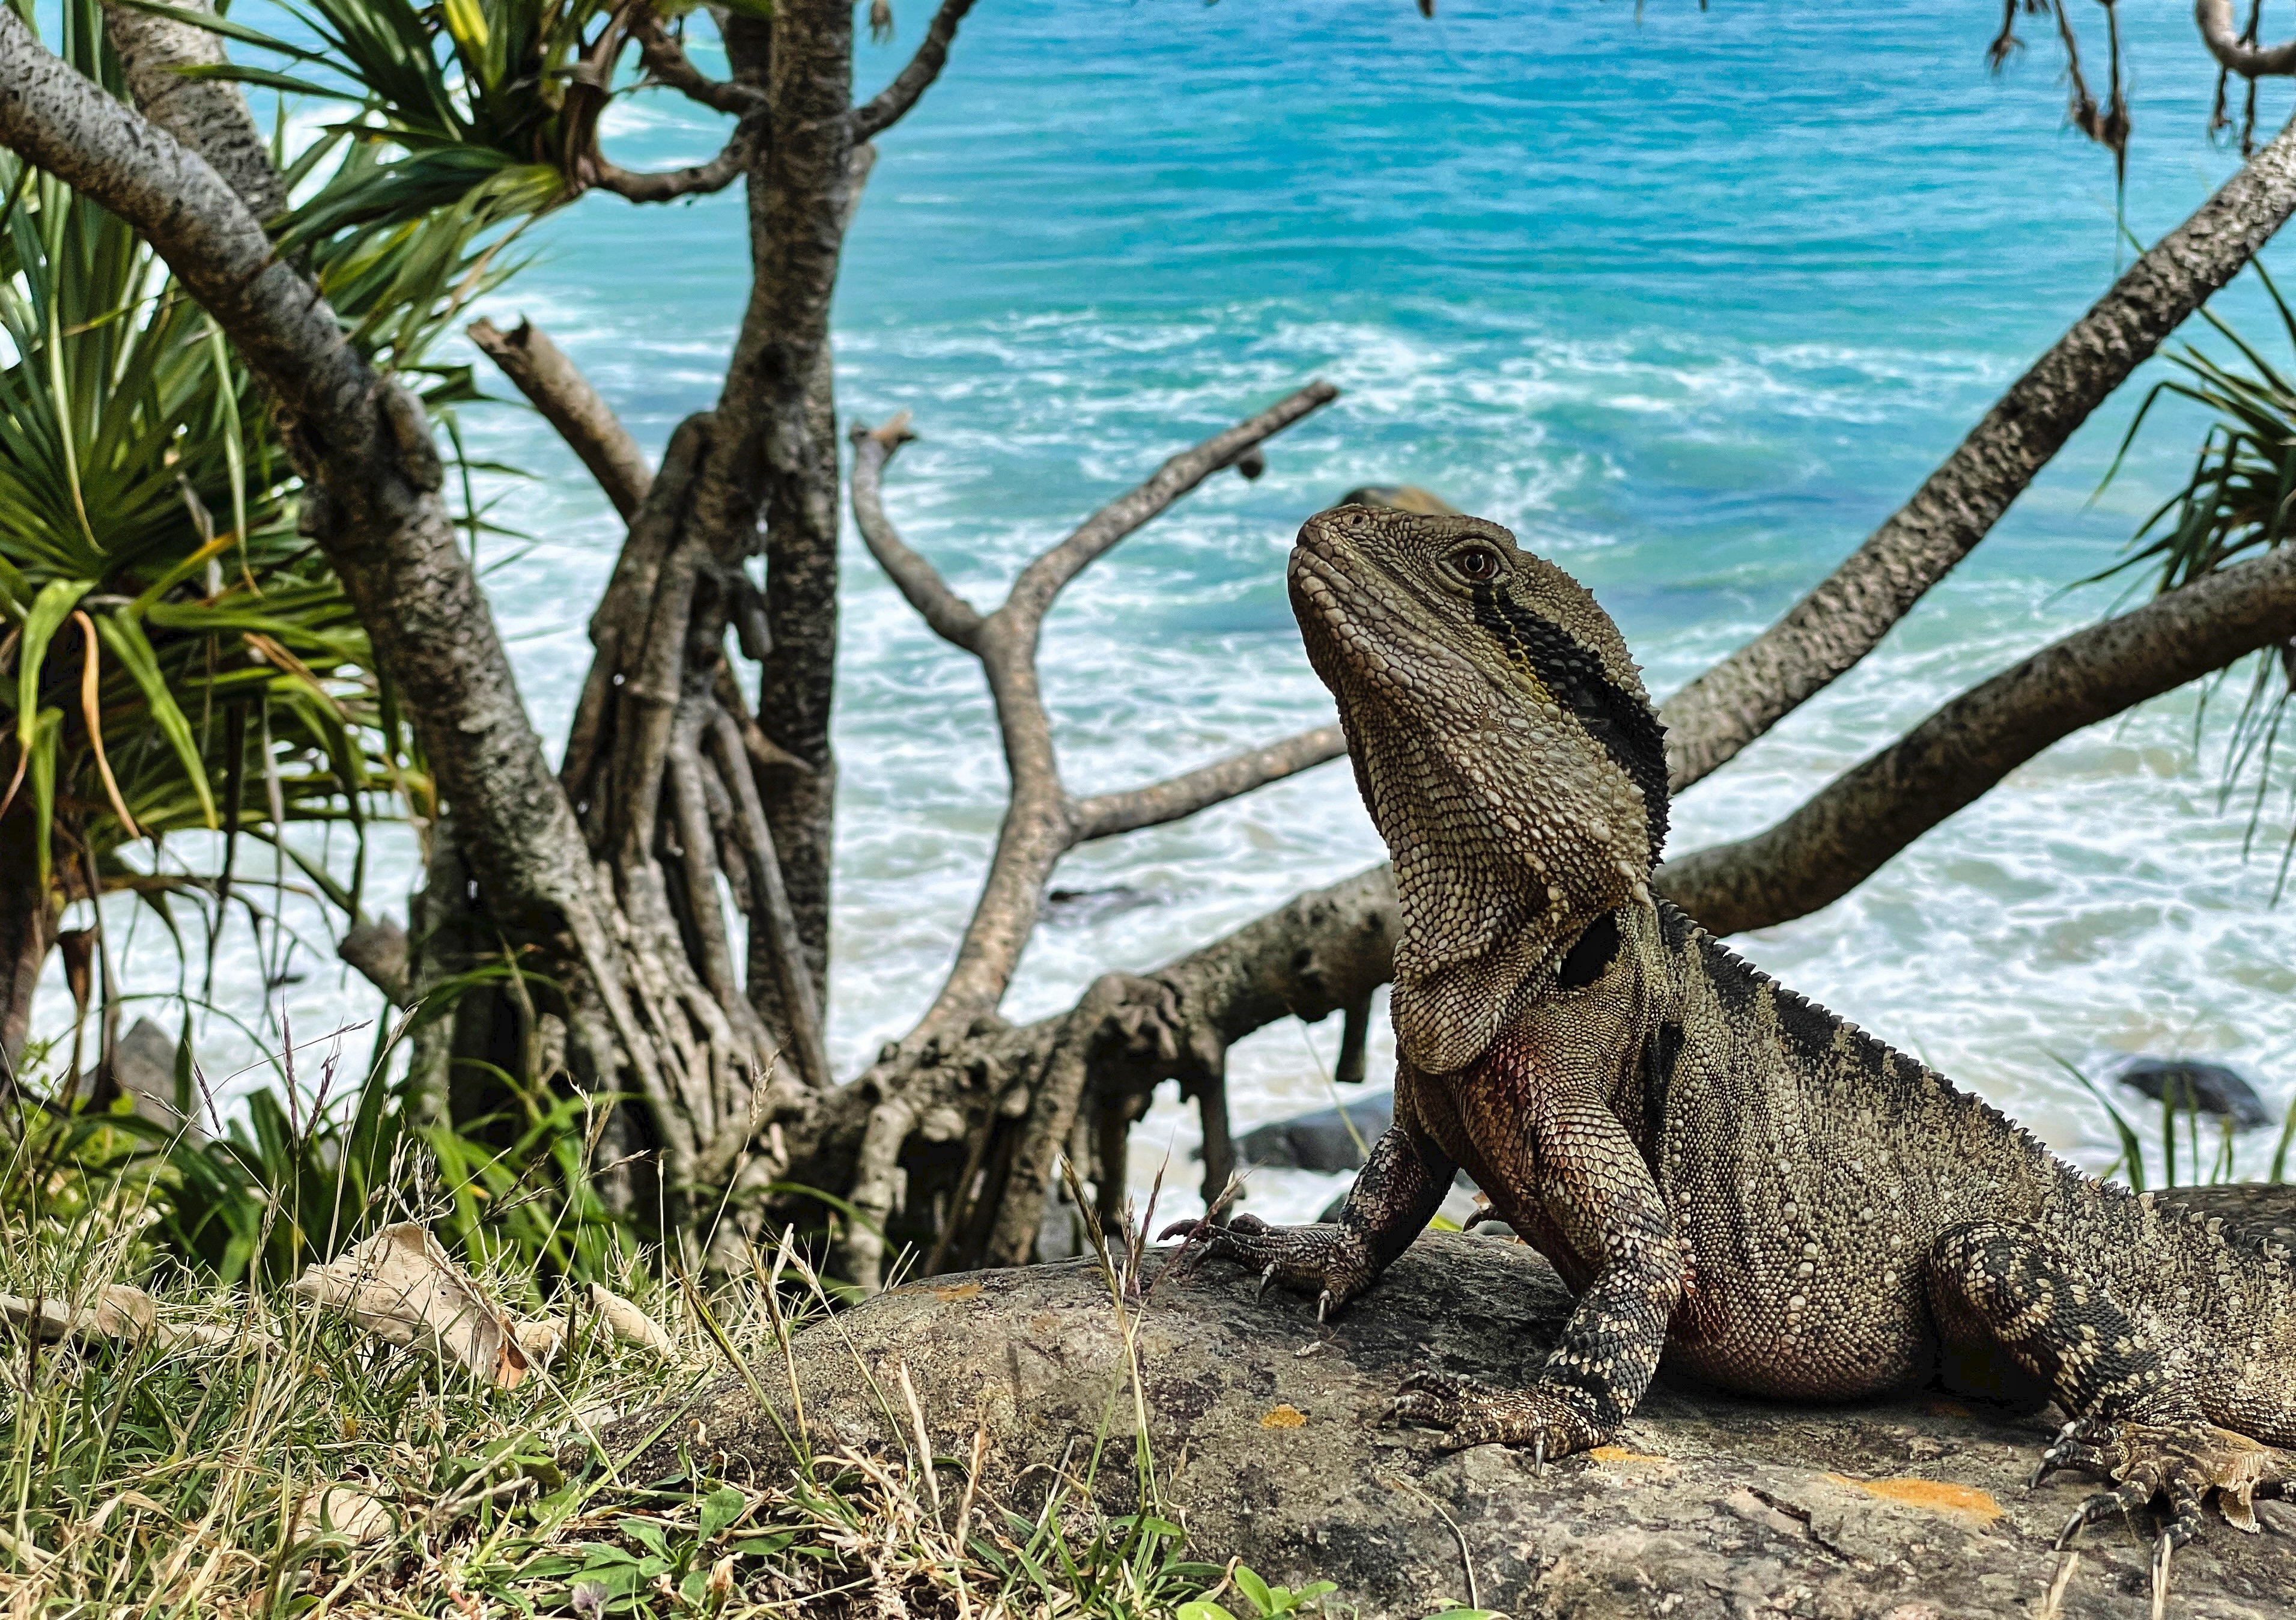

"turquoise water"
[61, 1, 2296, 1213]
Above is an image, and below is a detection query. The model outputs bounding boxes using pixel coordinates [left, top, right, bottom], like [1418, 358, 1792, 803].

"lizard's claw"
[1381, 1369, 1600, 1460]
[1159, 1214, 1377, 1320]
[2032, 1416, 2112, 1490]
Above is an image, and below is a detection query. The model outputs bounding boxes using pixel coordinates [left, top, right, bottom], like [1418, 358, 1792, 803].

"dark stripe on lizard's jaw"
[1469, 583, 1671, 864]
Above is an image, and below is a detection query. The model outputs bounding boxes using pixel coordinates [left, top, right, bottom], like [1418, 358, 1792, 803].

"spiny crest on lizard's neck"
[1289, 505, 1669, 1074]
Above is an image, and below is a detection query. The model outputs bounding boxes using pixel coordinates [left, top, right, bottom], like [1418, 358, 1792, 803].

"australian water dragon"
[1170, 505, 2294, 1592]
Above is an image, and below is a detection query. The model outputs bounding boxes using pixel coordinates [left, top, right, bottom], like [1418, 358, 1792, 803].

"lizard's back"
[1650, 896, 2296, 1442]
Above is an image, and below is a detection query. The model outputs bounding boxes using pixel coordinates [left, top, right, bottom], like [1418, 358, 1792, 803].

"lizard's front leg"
[1389, 1077, 1686, 1461]
[1160, 1107, 1456, 1321]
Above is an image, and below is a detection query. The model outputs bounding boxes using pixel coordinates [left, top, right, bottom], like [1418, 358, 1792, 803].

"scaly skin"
[1168, 505, 2295, 1574]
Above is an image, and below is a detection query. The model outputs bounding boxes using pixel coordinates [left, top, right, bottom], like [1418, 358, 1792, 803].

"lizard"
[1165, 503, 2295, 1594]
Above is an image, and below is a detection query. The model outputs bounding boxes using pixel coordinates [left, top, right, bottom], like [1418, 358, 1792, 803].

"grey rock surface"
[112, 1017, 202, 1140]
[605, 1231, 2296, 1618]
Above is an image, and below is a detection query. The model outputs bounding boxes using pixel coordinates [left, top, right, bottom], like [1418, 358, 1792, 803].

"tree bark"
[99, 0, 286, 221]
[1655, 545, 2296, 936]
[1658, 110, 2296, 790]
[731, 3, 857, 1020]
[0, 807, 58, 1073]
[469, 318, 653, 520]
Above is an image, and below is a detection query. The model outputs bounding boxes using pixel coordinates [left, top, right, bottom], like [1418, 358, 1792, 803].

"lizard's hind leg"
[1926, 1220, 2284, 1582]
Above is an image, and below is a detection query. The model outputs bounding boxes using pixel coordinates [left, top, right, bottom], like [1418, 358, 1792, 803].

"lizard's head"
[1289, 505, 1668, 1074]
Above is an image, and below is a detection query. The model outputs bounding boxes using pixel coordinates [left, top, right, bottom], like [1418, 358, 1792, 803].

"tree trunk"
[733, 3, 857, 1020]
[0, 806, 58, 1074]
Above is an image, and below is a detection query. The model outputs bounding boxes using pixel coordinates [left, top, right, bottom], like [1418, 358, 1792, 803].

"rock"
[603, 1232, 2294, 1617]
[1041, 886, 1159, 928]
[1228, 1092, 1394, 1171]
[1335, 484, 1463, 517]
[111, 1017, 203, 1141]
[2116, 1058, 2274, 1131]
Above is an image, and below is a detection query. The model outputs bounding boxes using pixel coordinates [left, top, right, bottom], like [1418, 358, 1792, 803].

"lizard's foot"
[1156, 1214, 1377, 1321]
[2045, 1418, 2285, 1620]
[2044, 1418, 2281, 1538]
[1380, 1369, 1603, 1465]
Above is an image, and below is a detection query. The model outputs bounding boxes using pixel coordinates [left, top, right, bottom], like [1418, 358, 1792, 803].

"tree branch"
[2198, 0, 2296, 77]
[591, 113, 759, 203]
[1073, 723, 1347, 841]
[851, 0, 981, 141]
[1004, 381, 1338, 628]
[848, 413, 983, 646]
[1657, 109, 2296, 792]
[1655, 543, 2296, 935]
[849, 385, 1341, 1040]
[631, 7, 768, 113]
[469, 318, 653, 521]
[99, 0, 285, 220]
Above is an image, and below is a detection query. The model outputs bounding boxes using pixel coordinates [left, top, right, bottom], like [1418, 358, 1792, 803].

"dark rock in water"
[1334, 484, 1462, 517]
[1042, 885, 1159, 928]
[1225, 1093, 1394, 1171]
[603, 1228, 2294, 1618]
[2116, 1057, 2274, 1131]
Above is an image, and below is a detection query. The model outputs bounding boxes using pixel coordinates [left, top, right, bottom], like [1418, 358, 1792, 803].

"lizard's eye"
[1453, 546, 1503, 582]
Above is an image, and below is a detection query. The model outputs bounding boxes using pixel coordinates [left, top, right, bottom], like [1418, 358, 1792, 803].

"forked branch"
[631, 7, 768, 113]
[848, 384, 1343, 1040]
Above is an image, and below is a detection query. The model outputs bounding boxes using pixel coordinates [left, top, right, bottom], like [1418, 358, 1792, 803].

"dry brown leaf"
[0, 1284, 245, 1353]
[292, 1223, 532, 1389]
[513, 1314, 566, 1365]
[294, 1485, 395, 1546]
[589, 1284, 678, 1358]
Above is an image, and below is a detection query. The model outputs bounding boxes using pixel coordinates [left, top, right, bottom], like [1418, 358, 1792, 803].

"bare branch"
[1073, 723, 1347, 841]
[851, 384, 1341, 1038]
[848, 413, 984, 647]
[470, 318, 652, 521]
[2199, 0, 2296, 77]
[851, 0, 981, 141]
[1657, 110, 2296, 793]
[631, 7, 767, 113]
[706, 710, 834, 1094]
[591, 113, 759, 204]
[1004, 380, 1339, 629]
[1656, 542, 2296, 936]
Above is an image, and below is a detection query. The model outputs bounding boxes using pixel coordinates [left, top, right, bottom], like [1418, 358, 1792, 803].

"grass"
[2052, 1052, 2295, 1191]
[0, 1094, 1352, 1619]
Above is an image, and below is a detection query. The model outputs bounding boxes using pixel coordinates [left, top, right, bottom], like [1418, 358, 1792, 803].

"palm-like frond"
[2098, 262, 2296, 895]
[0, 7, 532, 943]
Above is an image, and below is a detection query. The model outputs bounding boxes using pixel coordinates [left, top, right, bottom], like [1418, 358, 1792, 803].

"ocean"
[55, 0, 2296, 1220]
